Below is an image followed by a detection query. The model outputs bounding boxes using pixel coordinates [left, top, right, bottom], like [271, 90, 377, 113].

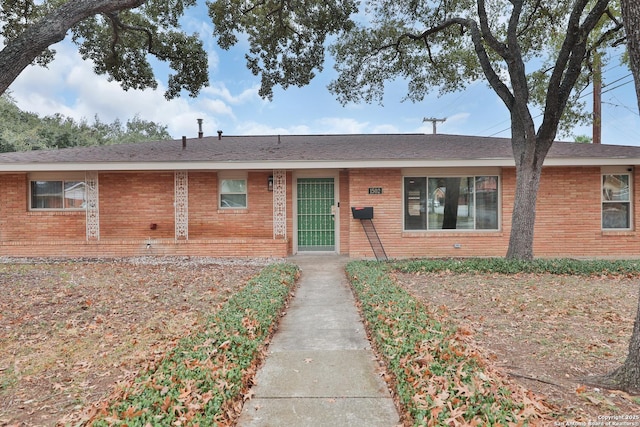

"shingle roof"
[0, 133, 638, 171]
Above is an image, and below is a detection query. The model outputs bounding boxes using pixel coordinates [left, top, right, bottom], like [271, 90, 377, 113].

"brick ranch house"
[1, 133, 640, 259]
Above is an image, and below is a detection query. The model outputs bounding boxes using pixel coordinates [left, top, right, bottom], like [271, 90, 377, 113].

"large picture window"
[30, 180, 86, 210]
[602, 173, 631, 229]
[404, 175, 499, 231]
[219, 178, 247, 209]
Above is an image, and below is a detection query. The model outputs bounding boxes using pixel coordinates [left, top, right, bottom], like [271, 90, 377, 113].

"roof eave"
[0, 159, 514, 172]
[0, 156, 638, 172]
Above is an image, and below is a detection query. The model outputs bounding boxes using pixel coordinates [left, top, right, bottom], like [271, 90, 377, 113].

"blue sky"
[5, 4, 640, 146]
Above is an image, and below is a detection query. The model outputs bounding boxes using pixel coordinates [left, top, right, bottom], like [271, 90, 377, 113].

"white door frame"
[292, 170, 340, 254]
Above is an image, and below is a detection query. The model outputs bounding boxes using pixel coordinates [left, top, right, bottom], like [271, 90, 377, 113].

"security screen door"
[297, 178, 335, 251]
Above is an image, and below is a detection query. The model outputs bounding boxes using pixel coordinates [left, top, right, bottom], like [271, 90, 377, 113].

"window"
[404, 175, 499, 230]
[30, 180, 86, 210]
[219, 178, 247, 208]
[602, 173, 631, 229]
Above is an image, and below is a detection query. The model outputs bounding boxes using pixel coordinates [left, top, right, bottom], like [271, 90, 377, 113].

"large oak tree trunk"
[595, 0, 640, 394]
[506, 158, 543, 260]
[442, 178, 461, 229]
[505, 116, 553, 260]
[598, 291, 640, 393]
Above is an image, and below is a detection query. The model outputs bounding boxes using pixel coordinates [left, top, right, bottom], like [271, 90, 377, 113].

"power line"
[487, 112, 544, 137]
[605, 95, 640, 116]
[604, 73, 633, 87]
[601, 77, 634, 95]
[484, 74, 634, 137]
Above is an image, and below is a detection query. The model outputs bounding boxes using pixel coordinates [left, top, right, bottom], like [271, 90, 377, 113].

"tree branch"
[517, 0, 543, 37]
[477, 0, 509, 59]
[0, 0, 146, 96]
[465, 17, 516, 111]
[590, 8, 624, 49]
[104, 11, 171, 61]
[539, 0, 610, 142]
[504, 0, 534, 137]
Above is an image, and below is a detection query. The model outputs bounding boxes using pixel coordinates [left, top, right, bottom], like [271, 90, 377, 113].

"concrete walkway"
[237, 255, 400, 427]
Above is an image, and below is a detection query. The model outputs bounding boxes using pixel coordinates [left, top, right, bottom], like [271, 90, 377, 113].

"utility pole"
[593, 53, 602, 144]
[423, 117, 447, 134]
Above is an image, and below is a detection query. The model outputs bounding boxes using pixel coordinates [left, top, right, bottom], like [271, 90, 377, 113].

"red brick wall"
[0, 174, 86, 242]
[348, 168, 507, 258]
[2, 167, 640, 259]
[188, 171, 273, 239]
[346, 167, 640, 259]
[339, 170, 350, 255]
[532, 166, 640, 258]
[100, 172, 175, 239]
[347, 169, 405, 258]
[0, 171, 286, 258]
[285, 172, 294, 254]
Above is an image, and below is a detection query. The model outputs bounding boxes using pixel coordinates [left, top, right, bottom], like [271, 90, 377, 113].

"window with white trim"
[404, 175, 499, 230]
[602, 172, 631, 229]
[30, 179, 86, 210]
[219, 175, 247, 209]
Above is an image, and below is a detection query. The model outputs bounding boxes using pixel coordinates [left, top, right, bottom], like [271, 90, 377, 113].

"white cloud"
[199, 98, 234, 117]
[202, 83, 259, 105]
[315, 117, 370, 134]
[370, 123, 401, 133]
[234, 121, 311, 135]
[8, 40, 235, 138]
[232, 116, 401, 136]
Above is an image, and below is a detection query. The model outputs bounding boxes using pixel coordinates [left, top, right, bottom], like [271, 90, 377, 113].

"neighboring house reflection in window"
[404, 175, 499, 231]
[30, 180, 86, 210]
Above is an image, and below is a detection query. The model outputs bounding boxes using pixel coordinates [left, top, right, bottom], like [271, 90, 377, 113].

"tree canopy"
[621, 0, 640, 112]
[329, 0, 623, 134]
[0, 95, 171, 152]
[328, 0, 624, 259]
[0, 0, 357, 100]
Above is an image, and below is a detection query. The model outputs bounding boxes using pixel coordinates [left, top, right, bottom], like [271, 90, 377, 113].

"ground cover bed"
[347, 259, 640, 425]
[0, 257, 296, 427]
[3, 257, 640, 426]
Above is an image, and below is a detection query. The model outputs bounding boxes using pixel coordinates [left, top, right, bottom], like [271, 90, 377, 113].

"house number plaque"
[368, 187, 383, 194]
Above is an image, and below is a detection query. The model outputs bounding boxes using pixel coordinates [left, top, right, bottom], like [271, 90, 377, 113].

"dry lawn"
[394, 270, 640, 422]
[0, 257, 272, 427]
[3, 259, 640, 426]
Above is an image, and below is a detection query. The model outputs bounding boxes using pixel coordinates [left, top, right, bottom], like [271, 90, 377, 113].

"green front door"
[297, 178, 335, 251]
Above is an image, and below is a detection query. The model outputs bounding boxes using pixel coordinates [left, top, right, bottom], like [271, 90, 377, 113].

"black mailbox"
[351, 206, 374, 219]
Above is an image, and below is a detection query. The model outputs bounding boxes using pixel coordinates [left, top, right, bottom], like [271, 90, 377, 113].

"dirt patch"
[0, 257, 275, 427]
[394, 270, 640, 422]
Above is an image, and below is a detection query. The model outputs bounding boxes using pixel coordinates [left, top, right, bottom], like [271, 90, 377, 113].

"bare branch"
[539, 0, 610, 142]
[477, 0, 509, 58]
[590, 8, 624, 49]
[375, 18, 465, 53]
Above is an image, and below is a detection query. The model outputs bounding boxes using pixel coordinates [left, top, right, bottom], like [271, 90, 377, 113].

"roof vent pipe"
[217, 130, 223, 140]
[182, 136, 186, 150]
[197, 118, 203, 138]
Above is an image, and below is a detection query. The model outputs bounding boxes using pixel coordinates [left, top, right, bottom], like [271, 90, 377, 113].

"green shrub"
[346, 261, 549, 426]
[394, 258, 640, 276]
